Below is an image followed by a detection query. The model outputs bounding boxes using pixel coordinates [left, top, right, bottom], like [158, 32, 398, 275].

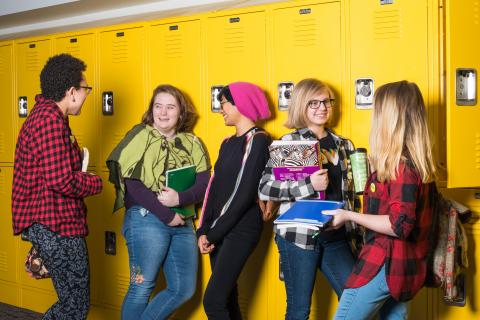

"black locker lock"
[18, 96, 28, 117]
[105, 231, 116, 255]
[102, 92, 114, 115]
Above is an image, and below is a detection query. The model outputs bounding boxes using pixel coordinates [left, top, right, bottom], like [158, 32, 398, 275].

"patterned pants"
[27, 223, 90, 320]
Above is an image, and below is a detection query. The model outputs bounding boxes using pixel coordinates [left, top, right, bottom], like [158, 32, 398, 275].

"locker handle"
[169, 25, 179, 31]
[18, 96, 28, 118]
[70, 38, 77, 43]
[116, 32, 125, 37]
[29, 44, 36, 48]
[102, 92, 114, 115]
[229, 17, 240, 23]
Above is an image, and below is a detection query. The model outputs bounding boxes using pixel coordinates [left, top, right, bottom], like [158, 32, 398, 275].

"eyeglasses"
[219, 100, 229, 109]
[307, 98, 335, 109]
[78, 86, 92, 94]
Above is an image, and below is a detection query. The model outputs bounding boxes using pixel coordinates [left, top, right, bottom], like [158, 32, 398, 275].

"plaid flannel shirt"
[344, 161, 435, 301]
[12, 95, 103, 237]
[258, 128, 359, 250]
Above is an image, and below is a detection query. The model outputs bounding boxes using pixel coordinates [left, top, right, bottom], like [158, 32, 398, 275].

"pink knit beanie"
[229, 82, 271, 122]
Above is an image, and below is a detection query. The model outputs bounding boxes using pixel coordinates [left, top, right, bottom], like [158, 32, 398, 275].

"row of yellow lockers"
[0, 0, 479, 319]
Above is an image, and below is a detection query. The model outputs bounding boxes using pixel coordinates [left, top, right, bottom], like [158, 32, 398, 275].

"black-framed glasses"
[219, 100, 229, 109]
[78, 86, 92, 94]
[307, 98, 335, 109]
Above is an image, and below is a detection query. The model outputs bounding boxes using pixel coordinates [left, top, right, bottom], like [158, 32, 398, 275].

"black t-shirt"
[319, 133, 343, 202]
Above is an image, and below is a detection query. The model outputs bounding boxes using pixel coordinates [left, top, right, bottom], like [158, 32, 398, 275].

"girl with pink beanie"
[197, 82, 271, 319]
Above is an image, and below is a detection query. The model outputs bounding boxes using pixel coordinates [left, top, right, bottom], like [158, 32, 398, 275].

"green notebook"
[165, 165, 197, 218]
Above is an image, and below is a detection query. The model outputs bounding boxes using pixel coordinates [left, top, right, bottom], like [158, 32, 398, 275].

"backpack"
[425, 189, 470, 306]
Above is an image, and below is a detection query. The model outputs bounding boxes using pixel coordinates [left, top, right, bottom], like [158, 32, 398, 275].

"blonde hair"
[369, 81, 436, 183]
[285, 78, 334, 129]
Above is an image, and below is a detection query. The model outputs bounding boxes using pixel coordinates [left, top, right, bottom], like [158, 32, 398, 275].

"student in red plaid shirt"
[12, 54, 103, 320]
[324, 81, 436, 320]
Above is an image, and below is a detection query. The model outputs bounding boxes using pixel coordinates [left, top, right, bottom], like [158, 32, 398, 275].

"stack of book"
[269, 139, 325, 199]
[274, 200, 343, 230]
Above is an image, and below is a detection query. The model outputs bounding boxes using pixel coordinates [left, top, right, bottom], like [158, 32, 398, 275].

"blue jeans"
[334, 264, 408, 320]
[121, 206, 198, 320]
[275, 233, 355, 320]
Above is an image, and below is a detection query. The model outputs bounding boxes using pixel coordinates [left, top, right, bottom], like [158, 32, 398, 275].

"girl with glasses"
[259, 78, 360, 319]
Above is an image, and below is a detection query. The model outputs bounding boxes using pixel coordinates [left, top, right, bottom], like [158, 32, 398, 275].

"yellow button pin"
[370, 182, 376, 193]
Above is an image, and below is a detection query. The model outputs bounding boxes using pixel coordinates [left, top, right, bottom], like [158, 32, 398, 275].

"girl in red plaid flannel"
[325, 81, 437, 320]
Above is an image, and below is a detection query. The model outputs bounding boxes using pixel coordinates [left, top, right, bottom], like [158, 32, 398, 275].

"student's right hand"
[198, 235, 215, 254]
[310, 168, 329, 191]
[167, 213, 185, 226]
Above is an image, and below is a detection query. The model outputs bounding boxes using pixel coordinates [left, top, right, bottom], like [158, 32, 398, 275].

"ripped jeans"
[121, 205, 198, 320]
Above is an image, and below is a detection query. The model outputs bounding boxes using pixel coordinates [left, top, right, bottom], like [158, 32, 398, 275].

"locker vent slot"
[65, 44, 80, 56]
[165, 32, 184, 59]
[26, 50, 40, 72]
[373, 9, 402, 39]
[0, 133, 4, 155]
[224, 26, 245, 53]
[293, 17, 317, 47]
[0, 55, 5, 74]
[475, 2, 479, 25]
[117, 274, 129, 297]
[112, 39, 129, 64]
[0, 170, 4, 195]
[0, 252, 7, 272]
[476, 133, 480, 169]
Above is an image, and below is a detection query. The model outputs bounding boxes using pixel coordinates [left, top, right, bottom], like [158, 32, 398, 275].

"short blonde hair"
[285, 78, 335, 129]
[369, 81, 436, 183]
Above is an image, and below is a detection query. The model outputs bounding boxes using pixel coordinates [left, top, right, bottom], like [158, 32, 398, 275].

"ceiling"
[0, 0, 279, 40]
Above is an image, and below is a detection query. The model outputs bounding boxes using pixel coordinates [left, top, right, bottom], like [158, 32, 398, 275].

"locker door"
[205, 11, 269, 320]
[272, 4, 343, 318]
[55, 34, 98, 169]
[15, 40, 52, 137]
[149, 20, 204, 138]
[0, 166, 20, 305]
[99, 27, 146, 170]
[0, 43, 14, 163]
[205, 11, 267, 164]
[272, 3, 342, 139]
[89, 172, 129, 309]
[349, 0, 429, 151]
[446, 0, 480, 187]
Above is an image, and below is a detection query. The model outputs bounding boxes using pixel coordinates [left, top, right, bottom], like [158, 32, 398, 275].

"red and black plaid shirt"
[345, 161, 435, 301]
[12, 95, 102, 237]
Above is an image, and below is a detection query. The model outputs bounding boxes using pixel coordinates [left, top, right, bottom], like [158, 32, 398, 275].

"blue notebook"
[274, 200, 344, 227]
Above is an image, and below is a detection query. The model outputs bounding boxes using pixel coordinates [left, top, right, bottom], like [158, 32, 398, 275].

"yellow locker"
[0, 166, 20, 305]
[205, 10, 270, 319]
[55, 33, 98, 169]
[205, 11, 268, 164]
[98, 27, 146, 170]
[271, 3, 344, 317]
[348, 0, 430, 150]
[89, 172, 129, 310]
[272, 2, 343, 139]
[15, 39, 52, 137]
[446, 0, 480, 188]
[0, 43, 14, 163]
[149, 19, 205, 139]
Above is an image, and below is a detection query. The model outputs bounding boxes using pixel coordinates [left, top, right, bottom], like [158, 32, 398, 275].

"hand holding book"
[309, 168, 329, 192]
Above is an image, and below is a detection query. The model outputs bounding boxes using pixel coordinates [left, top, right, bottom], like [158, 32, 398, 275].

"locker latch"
[211, 85, 224, 112]
[278, 82, 294, 111]
[102, 91, 114, 115]
[18, 96, 28, 117]
[105, 231, 116, 255]
[456, 69, 477, 106]
[355, 78, 374, 109]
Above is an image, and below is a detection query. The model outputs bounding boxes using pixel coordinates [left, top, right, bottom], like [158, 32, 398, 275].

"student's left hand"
[323, 209, 350, 229]
[157, 187, 180, 207]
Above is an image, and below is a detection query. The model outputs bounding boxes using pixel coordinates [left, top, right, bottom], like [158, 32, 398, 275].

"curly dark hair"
[40, 53, 86, 102]
[142, 84, 197, 133]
